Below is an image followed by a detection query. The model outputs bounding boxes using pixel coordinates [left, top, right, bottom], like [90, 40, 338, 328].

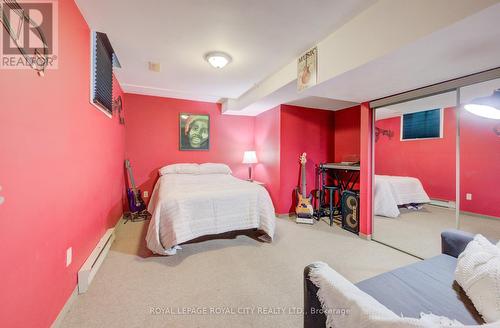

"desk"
[319, 163, 360, 192]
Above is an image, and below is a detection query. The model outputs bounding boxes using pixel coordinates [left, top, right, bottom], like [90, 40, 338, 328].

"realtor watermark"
[149, 306, 305, 316]
[0, 0, 58, 70]
[149, 306, 351, 316]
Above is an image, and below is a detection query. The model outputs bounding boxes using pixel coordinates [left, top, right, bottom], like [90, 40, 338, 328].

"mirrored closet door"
[372, 91, 459, 258]
[458, 78, 500, 239]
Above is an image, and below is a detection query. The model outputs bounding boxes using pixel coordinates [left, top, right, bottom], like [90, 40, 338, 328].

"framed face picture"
[179, 113, 210, 150]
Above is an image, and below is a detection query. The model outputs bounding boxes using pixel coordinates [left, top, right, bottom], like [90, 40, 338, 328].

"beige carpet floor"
[374, 205, 500, 259]
[59, 217, 418, 328]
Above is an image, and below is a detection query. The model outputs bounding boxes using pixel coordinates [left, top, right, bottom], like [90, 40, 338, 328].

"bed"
[145, 163, 276, 255]
[374, 175, 430, 218]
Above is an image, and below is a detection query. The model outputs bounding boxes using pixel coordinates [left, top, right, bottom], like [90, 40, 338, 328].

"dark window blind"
[92, 32, 113, 113]
[402, 108, 441, 140]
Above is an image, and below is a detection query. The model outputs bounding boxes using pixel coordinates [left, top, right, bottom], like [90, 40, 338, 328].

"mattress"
[145, 173, 276, 255]
[374, 175, 430, 218]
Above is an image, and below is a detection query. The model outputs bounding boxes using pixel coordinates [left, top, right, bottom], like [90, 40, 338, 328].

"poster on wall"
[297, 46, 318, 92]
[179, 113, 210, 150]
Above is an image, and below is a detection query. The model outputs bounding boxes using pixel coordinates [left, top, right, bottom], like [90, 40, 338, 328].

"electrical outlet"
[466, 193, 472, 201]
[66, 247, 72, 267]
[0, 185, 4, 205]
[143, 191, 149, 198]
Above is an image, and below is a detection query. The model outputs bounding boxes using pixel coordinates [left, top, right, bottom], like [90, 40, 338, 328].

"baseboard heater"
[78, 228, 115, 294]
[430, 199, 456, 209]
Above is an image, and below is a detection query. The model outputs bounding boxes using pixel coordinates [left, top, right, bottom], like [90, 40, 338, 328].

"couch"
[304, 229, 494, 327]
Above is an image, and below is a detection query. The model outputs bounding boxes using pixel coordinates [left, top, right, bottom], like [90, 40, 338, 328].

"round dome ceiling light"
[205, 52, 232, 69]
[464, 89, 500, 120]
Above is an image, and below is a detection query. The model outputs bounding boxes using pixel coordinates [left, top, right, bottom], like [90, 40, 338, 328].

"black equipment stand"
[124, 210, 151, 224]
[314, 163, 360, 223]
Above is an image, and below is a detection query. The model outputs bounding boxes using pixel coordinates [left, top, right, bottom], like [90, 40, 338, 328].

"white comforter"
[145, 174, 276, 255]
[374, 175, 430, 218]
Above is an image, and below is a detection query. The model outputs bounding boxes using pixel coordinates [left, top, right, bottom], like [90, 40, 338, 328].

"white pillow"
[455, 234, 500, 323]
[159, 163, 200, 175]
[199, 163, 232, 175]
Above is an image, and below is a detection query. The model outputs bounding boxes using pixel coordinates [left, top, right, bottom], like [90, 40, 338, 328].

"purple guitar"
[125, 159, 146, 213]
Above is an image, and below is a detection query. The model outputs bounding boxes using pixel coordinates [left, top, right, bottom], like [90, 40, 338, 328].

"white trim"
[89, 30, 112, 119]
[90, 101, 113, 118]
[359, 232, 372, 240]
[400, 108, 444, 141]
[121, 83, 221, 103]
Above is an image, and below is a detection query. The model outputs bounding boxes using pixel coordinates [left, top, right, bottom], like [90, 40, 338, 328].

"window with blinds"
[401, 108, 442, 140]
[91, 32, 116, 115]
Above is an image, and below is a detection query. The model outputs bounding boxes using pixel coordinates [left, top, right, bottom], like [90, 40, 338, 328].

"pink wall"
[375, 108, 457, 201]
[359, 103, 373, 236]
[375, 107, 500, 218]
[0, 1, 126, 327]
[254, 107, 281, 208]
[334, 106, 361, 163]
[124, 97, 361, 217]
[278, 105, 335, 214]
[124, 94, 255, 199]
[460, 110, 500, 218]
[253, 104, 362, 215]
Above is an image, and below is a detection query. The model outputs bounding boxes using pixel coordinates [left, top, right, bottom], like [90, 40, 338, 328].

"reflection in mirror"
[458, 78, 500, 240]
[373, 91, 457, 259]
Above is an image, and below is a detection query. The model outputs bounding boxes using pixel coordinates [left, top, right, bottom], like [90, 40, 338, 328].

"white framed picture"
[297, 46, 317, 92]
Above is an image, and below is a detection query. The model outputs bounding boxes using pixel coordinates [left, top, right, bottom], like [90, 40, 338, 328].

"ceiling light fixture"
[205, 52, 232, 69]
[464, 89, 500, 120]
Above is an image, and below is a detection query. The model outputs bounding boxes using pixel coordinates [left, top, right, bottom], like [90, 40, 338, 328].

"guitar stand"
[123, 210, 151, 224]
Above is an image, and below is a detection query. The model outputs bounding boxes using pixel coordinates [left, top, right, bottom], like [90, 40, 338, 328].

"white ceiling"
[286, 96, 358, 111]
[75, 0, 374, 102]
[306, 3, 500, 105]
[228, 2, 500, 115]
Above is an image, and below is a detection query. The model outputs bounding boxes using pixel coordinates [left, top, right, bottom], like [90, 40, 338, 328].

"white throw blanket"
[307, 262, 500, 328]
[145, 174, 276, 255]
[455, 235, 500, 323]
[374, 175, 431, 218]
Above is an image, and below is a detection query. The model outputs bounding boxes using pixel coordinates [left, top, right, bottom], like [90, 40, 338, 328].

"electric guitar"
[125, 159, 146, 213]
[295, 153, 314, 218]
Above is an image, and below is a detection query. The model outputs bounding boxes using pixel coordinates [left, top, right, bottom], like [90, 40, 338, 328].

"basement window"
[90, 31, 120, 117]
[401, 108, 443, 140]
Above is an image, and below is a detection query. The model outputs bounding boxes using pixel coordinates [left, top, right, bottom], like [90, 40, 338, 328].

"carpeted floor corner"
[374, 205, 500, 259]
[59, 217, 418, 328]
